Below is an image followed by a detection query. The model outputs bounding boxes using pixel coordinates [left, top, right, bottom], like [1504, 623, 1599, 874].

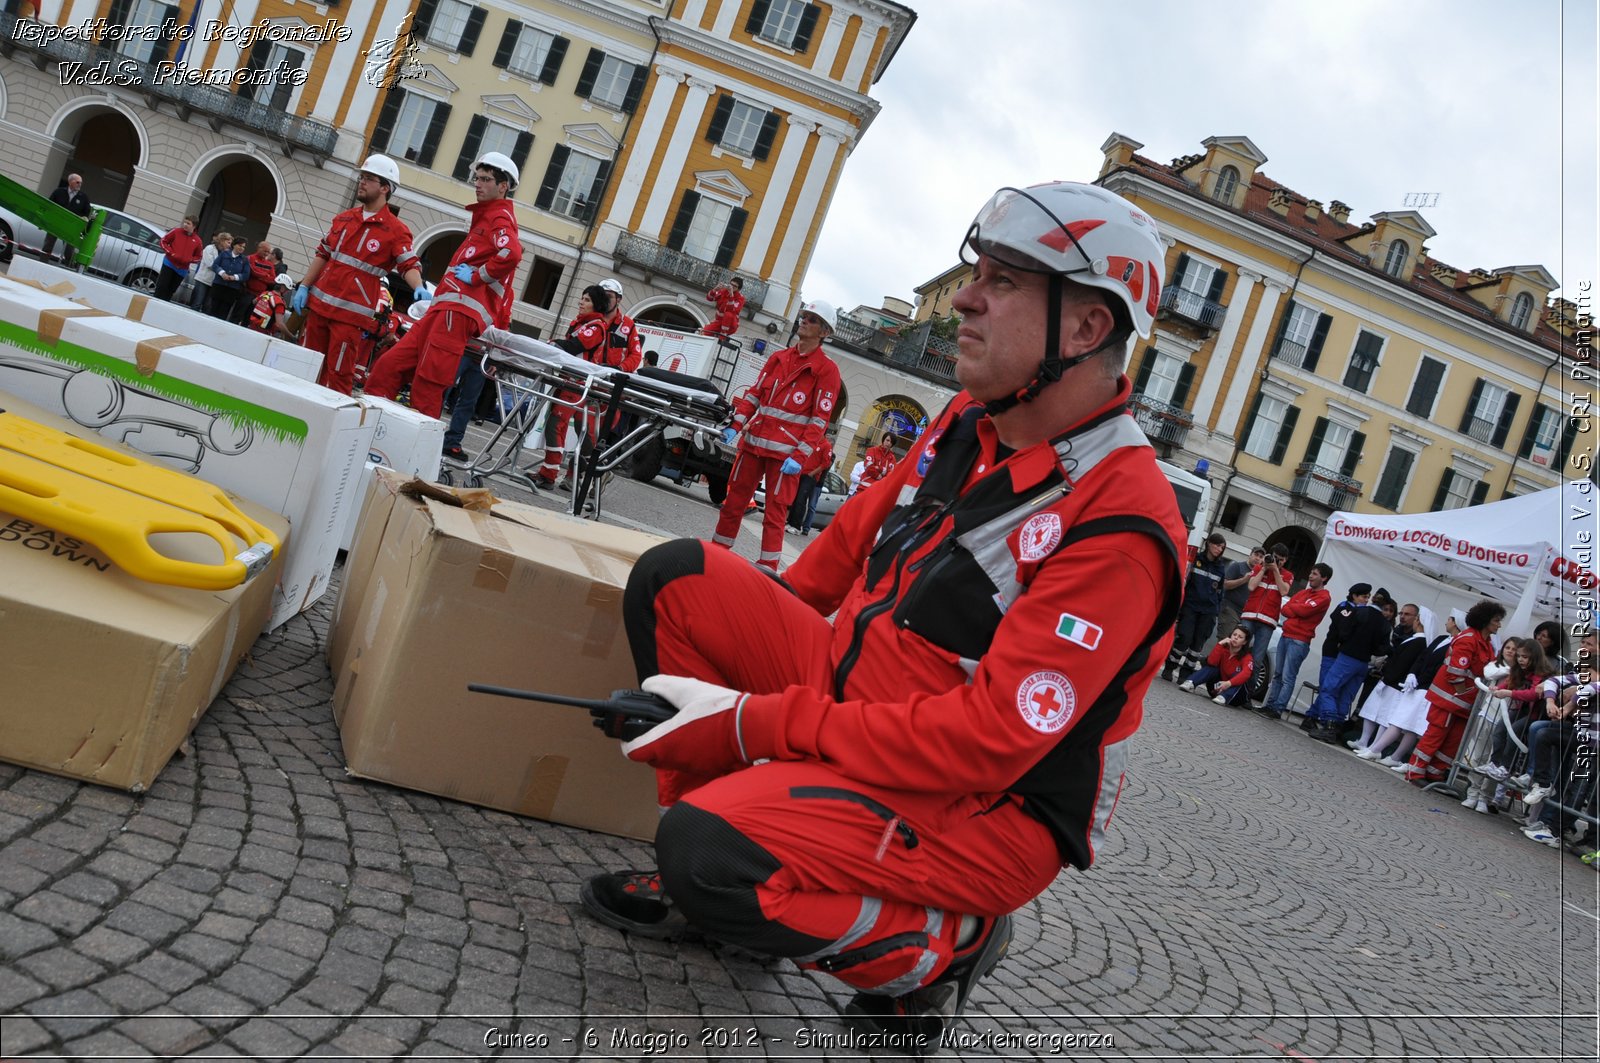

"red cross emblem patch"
[1016, 670, 1076, 735]
[1018, 513, 1062, 563]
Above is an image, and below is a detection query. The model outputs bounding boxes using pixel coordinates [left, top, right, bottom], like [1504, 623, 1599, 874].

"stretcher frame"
[436, 329, 730, 520]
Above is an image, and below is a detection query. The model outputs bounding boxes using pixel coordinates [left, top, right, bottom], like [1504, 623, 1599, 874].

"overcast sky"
[807, 0, 1598, 317]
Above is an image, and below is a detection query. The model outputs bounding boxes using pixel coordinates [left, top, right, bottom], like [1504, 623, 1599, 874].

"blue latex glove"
[721, 427, 737, 445]
[781, 457, 801, 476]
[412, 286, 432, 303]
[451, 264, 478, 285]
[290, 284, 309, 314]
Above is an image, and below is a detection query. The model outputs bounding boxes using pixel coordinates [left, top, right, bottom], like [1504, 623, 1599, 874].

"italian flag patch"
[1055, 613, 1103, 650]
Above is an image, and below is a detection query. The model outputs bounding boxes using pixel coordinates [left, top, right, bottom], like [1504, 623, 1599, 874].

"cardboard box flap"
[492, 497, 670, 563]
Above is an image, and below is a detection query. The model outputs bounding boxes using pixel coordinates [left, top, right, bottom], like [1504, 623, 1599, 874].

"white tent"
[1317, 482, 1596, 638]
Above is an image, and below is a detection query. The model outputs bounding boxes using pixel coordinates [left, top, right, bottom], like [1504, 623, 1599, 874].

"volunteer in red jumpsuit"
[533, 278, 642, 489]
[291, 154, 427, 396]
[856, 431, 899, 493]
[1406, 599, 1504, 783]
[711, 302, 842, 572]
[582, 182, 1184, 1047]
[246, 274, 294, 337]
[366, 152, 524, 419]
[702, 277, 745, 338]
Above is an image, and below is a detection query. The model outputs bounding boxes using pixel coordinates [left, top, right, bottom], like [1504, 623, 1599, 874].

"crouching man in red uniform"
[366, 152, 523, 418]
[582, 182, 1185, 1047]
[712, 300, 842, 572]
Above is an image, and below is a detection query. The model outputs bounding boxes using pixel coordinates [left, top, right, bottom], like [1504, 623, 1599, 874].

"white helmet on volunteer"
[359, 154, 401, 194]
[799, 299, 837, 333]
[599, 278, 623, 298]
[273, 273, 293, 287]
[960, 181, 1166, 412]
[474, 151, 519, 192]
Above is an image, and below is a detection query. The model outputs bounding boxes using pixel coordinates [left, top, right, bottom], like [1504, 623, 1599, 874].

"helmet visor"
[959, 186, 1096, 276]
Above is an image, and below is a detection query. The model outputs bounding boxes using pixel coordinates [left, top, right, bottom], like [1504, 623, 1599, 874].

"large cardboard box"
[0, 397, 287, 791]
[330, 471, 664, 840]
[0, 276, 375, 628]
[336, 395, 446, 552]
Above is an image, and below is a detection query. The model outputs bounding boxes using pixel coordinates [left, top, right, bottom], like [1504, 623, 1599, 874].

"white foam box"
[262, 336, 324, 383]
[338, 395, 447, 551]
[0, 276, 375, 629]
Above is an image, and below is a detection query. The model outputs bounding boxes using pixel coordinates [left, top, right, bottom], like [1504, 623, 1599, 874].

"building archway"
[415, 229, 469, 285]
[847, 394, 928, 468]
[1263, 524, 1321, 591]
[45, 102, 146, 211]
[189, 151, 284, 253]
[632, 299, 703, 331]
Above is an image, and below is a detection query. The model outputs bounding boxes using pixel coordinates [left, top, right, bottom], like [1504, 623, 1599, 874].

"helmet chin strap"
[983, 274, 1116, 416]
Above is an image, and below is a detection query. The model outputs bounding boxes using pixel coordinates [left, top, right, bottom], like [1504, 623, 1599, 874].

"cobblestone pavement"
[3, 477, 1598, 1059]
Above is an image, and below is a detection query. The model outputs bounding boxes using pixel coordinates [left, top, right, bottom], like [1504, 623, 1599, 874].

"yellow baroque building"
[910, 133, 1593, 572]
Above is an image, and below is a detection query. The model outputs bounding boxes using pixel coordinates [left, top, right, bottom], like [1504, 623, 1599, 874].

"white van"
[1156, 460, 1213, 563]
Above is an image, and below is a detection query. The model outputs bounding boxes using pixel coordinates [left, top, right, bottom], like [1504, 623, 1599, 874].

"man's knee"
[623, 538, 708, 678]
[657, 800, 827, 958]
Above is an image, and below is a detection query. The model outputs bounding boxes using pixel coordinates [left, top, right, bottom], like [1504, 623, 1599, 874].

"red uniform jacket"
[430, 197, 522, 331]
[1241, 564, 1294, 626]
[567, 310, 642, 371]
[1426, 628, 1496, 717]
[1278, 587, 1333, 642]
[734, 382, 1186, 869]
[731, 345, 841, 461]
[308, 205, 420, 327]
[1201, 642, 1254, 686]
[801, 438, 833, 479]
[248, 290, 286, 333]
[245, 253, 276, 297]
[858, 443, 897, 489]
[159, 227, 203, 273]
[703, 285, 745, 336]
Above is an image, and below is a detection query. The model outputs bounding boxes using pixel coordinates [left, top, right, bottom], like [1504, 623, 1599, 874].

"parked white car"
[0, 203, 165, 294]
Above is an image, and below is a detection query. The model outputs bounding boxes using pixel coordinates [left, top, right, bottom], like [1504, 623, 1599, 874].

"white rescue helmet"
[474, 151, 519, 192]
[273, 273, 293, 287]
[799, 299, 837, 333]
[599, 278, 623, 298]
[359, 154, 402, 194]
[960, 181, 1165, 340]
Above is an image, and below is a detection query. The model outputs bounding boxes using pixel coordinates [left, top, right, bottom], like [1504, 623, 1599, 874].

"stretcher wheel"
[466, 475, 484, 489]
[436, 468, 454, 486]
[629, 434, 664, 481]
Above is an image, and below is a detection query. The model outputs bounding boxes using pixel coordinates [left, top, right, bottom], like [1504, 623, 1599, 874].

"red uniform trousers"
[305, 313, 373, 396]
[1408, 704, 1468, 782]
[364, 306, 478, 419]
[712, 448, 799, 571]
[633, 540, 1060, 995]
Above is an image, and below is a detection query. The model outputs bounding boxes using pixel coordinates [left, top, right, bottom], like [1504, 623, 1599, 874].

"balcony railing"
[1158, 285, 1228, 331]
[1, 13, 338, 157]
[1291, 463, 1363, 510]
[1271, 336, 1311, 368]
[612, 233, 769, 313]
[1129, 393, 1193, 447]
[1461, 414, 1497, 444]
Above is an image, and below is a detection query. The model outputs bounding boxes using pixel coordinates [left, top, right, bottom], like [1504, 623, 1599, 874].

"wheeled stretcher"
[436, 329, 731, 520]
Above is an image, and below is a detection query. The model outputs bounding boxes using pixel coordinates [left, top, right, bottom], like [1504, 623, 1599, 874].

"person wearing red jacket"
[856, 431, 899, 493]
[786, 436, 834, 535]
[154, 216, 204, 302]
[366, 152, 523, 420]
[1256, 561, 1333, 720]
[291, 154, 426, 396]
[712, 300, 842, 571]
[701, 277, 745, 338]
[244, 240, 277, 302]
[1240, 542, 1293, 688]
[1405, 599, 1505, 784]
[532, 280, 641, 488]
[1178, 626, 1255, 705]
[579, 182, 1183, 1045]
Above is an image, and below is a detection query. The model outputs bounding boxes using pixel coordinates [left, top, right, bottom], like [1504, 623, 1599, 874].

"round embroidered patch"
[495, 233, 510, 247]
[792, 389, 807, 404]
[1018, 512, 1063, 562]
[463, 245, 477, 257]
[366, 238, 380, 253]
[1016, 670, 1076, 734]
[819, 396, 833, 412]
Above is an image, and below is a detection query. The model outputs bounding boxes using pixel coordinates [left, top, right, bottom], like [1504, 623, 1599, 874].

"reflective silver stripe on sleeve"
[1090, 738, 1129, 858]
[431, 290, 492, 329]
[311, 289, 380, 317]
[756, 407, 814, 427]
[793, 897, 883, 964]
[871, 948, 940, 997]
[326, 249, 389, 277]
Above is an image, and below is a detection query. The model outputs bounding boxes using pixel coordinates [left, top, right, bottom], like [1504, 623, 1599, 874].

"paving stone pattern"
[1, 578, 1596, 1060]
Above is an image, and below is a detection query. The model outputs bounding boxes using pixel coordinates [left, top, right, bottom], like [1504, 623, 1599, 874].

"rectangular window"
[478, 119, 520, 161]
[1312, 420, 1353, 471]
[116, 0, 173, 64]
[1406, 356, 1447, 417]
[589, 55, 636, 109]
[1372, 447, 1416, 510]
[1243, 394, 1288, 460]
[1342, 330, 1382, 392]
[719, 100, 766, 156]
[1521, 405, 1564, 466]
[508, 25, 557, 78]
[681, 197, 733, 262]
[1177, 256, 1217, 296]
[758, 0, 808, 46]
[389, 94, 442, 162]
[1439, 470, 1474, 510]
[550, 151, 601, 219]
[249, 43, 307, 111]
[1462, 381, 1508, 443]
[1140, 350, 1186, 405]
[426, 0, 475, 50]
[522, 256, 563, 309]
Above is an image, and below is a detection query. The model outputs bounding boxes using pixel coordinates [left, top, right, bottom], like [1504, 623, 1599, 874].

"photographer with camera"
[1241, 543, 1293, 690]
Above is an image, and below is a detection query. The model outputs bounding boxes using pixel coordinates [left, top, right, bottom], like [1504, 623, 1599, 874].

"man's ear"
[1059, 298, 1116, 360]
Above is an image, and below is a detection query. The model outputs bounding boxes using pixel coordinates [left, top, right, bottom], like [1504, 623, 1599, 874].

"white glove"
[1401, 674, 1418, 694]
[621, 675, 751, 774]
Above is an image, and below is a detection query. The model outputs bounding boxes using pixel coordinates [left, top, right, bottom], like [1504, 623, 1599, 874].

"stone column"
[1214, 278, 1287, 438]
[637, 76, 717, 237]
[737, 114, 814, 275]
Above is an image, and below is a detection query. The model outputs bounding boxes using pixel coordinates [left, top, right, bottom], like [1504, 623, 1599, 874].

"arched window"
[1382, 239, 1409, 277]
[1509, 291, 1535, 330]
[1213, 165, 1239, 205]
